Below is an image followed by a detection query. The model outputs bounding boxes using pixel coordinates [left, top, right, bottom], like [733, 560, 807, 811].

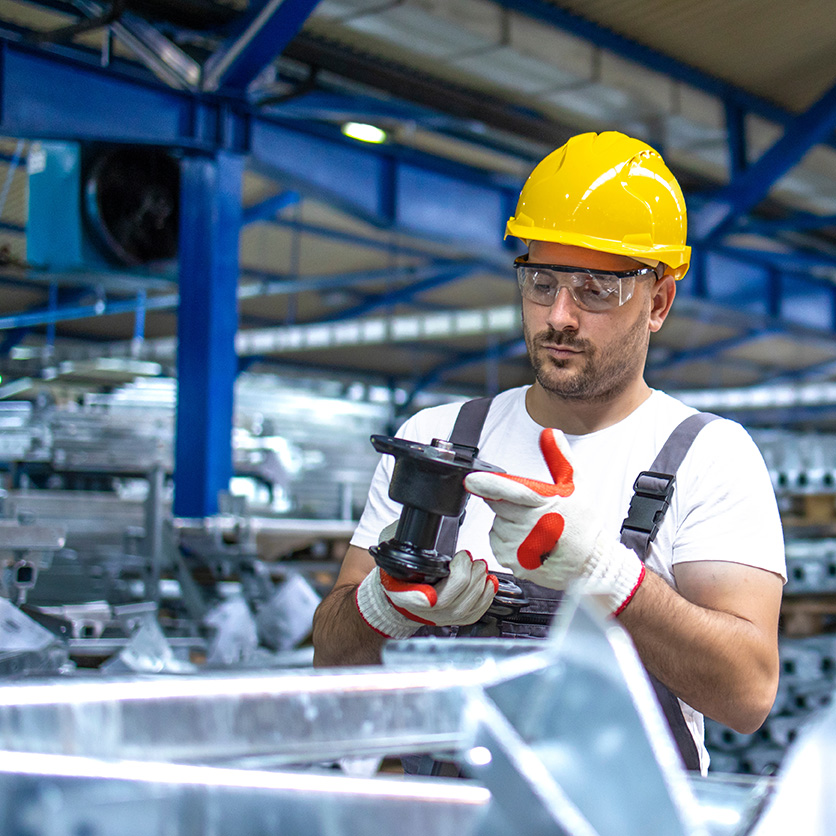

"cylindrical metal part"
[369, 435, 504, 585]
[396, 506, 444, 553]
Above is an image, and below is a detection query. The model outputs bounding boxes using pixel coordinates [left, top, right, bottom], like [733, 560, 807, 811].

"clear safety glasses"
[515, 256, 659, 312]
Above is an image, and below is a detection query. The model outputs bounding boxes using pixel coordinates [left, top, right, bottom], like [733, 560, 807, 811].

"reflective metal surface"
[0, 597, 776, 836]
[0, 751, 490, 836]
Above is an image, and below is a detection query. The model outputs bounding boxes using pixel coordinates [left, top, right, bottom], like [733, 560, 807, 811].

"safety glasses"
[515, 256, 659, 312]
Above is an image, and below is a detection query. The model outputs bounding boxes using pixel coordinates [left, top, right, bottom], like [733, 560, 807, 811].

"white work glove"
[355, 550, 499, 639]
[464, 428, 645, 616]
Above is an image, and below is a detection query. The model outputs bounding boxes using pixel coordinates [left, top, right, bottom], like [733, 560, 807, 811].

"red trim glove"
[355, 551, 499, 639]
[464, 428, 645, 616]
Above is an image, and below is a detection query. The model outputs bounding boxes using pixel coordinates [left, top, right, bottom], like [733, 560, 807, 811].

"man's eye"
[533, 281, 555, 295]
[580, 278, 616, 298]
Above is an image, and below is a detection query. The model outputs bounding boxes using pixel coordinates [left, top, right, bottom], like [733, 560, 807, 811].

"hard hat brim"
[505, 220, 691, 279]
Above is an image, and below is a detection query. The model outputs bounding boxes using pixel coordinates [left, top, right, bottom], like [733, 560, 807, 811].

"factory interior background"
[4, 0, 836, 833]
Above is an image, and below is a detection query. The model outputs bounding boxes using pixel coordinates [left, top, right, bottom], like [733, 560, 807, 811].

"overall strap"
[619, 410, 719, 773]
[448, 396, 494, 446]
[436, 397, 494, 557]
[620, 412, 720, 559]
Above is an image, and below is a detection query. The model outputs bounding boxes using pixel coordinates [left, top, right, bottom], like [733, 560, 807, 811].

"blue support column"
[174, 151, 244, 518]
[724, 100, 748, 177]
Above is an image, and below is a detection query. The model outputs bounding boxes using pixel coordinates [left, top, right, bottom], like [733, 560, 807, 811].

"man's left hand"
[464, 428, 645, 616]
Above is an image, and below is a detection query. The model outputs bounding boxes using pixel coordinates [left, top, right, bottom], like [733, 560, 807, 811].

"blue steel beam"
[8, 0, 828, 156]
[0, 292, 177, 329]
[651, 329, 784, 376]
[266, 216, 486, 262]
[1, 38, 517, 251]
[133, 290, 146, 343]
[13, 33, 836, 282]
[0, 42, 236, 149]
[724, 100, 748, 177]
[738, 212, 836, 235]
[173, 152, 243, 518]
[713, 244, 836, 275]
[693, 79, 836, 241]
[242, 189, 300, 224]
[328, 264, 482, 322]
[202, 0, 322, 93]
[240, 260, 476, 298]
[248, 119, 518, 248]
[0, 261, 472, 329]
[0, 286, 103, 353]
[262, 90, 467, 130]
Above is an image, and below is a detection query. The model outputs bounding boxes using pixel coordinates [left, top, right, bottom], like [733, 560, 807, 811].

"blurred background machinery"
[0, 373, 394, 675]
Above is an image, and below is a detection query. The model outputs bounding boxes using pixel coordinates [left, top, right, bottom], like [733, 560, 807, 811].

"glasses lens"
[517, 265, 634, 311]
[517, 266, 557, 305]
[574, 272, 631, 310]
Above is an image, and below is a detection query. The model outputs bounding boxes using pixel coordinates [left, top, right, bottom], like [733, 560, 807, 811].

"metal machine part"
[368, 435, 527, 618]
[368, 435, 505, 585]
[0, 519, 66, 606]
[0, 598, 70, 677]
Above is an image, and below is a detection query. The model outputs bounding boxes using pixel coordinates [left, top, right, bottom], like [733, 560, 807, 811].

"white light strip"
[234, 305, 519, 356]
[52, 306, 519, 363]
[673, 381, 836, 411]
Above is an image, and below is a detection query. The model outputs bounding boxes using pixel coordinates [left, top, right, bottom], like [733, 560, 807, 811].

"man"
[312, 131, 786, 774]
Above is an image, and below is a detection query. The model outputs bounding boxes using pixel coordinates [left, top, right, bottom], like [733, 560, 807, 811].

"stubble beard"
[524, 308, 650, 403]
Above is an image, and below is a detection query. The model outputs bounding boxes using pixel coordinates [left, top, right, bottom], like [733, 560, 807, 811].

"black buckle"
[619, 470, 676, 545]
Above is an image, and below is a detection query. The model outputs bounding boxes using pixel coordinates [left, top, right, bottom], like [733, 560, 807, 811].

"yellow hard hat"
[506, 131, 690, 280]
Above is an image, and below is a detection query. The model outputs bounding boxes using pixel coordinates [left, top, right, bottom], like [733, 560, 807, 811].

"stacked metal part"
[751, 429, 836, 496]
[783, 539, 836, 595]
[1, 374, 388, 521]
[0, 375, 389, 673]
[703, 430, 836, 776]
[706, 634, 836, 775]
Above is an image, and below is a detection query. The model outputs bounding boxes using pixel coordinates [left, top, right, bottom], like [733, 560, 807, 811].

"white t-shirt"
[351, 386, 787, 772]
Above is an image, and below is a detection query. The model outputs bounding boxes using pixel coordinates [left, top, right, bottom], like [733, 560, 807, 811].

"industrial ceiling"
[3, 0, 836, 429]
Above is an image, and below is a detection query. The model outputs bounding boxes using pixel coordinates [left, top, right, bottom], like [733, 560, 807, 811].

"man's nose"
[545, 286, 581, 330]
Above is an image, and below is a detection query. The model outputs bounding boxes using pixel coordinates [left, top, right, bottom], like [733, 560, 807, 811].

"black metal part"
[369, 435, 504, 585]
[486, 575, 531, 619]
[369, 434, 534, 622]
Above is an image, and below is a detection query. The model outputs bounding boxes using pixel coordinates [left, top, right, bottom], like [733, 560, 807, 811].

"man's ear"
[649, 275, 676, 332]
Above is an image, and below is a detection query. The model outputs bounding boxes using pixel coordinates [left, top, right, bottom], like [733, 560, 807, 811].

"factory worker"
[312, 131, 787, 774]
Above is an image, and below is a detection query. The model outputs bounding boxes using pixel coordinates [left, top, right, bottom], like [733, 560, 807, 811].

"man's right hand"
[355, 550, 499, 639]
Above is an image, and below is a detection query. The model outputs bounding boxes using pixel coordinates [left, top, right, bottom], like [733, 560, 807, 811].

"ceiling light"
[341, 122, 387, 144]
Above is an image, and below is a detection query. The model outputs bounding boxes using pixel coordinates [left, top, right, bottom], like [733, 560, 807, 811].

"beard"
[523, 307, 650, 402]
